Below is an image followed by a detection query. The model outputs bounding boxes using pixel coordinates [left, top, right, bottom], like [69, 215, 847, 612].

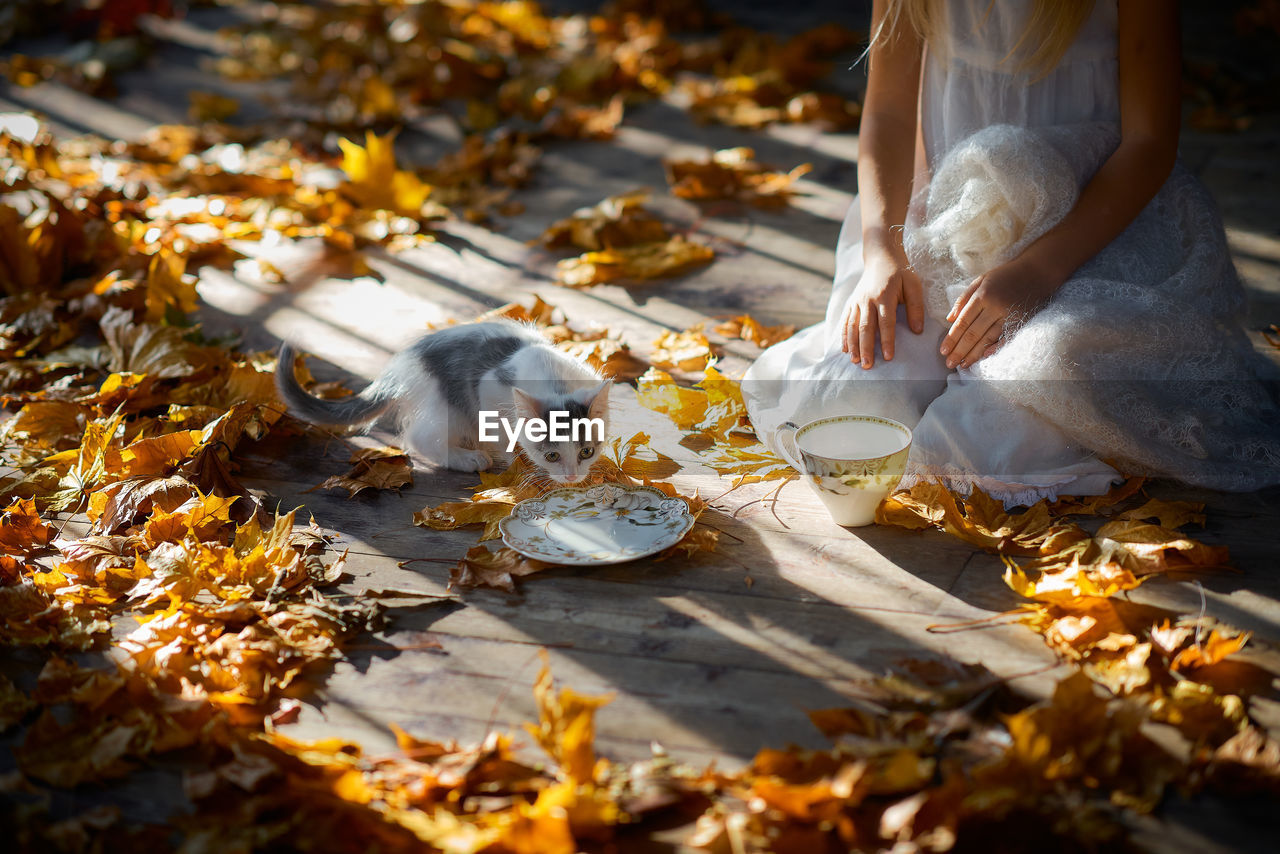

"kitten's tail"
[275, 343, 398, 427]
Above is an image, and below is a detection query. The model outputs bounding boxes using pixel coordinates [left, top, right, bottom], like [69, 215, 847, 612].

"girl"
[742, 0, 1280, 506]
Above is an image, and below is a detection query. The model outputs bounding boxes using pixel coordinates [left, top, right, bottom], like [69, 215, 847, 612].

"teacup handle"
[776, 421, 803, 472]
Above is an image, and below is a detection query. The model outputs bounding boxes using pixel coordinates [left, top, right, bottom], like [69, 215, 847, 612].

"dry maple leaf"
[338, 130, 431, 216]
[449, 545, 550, 593]
[877, 483, 1090, 557]
[539, 189, 671, 251]
[715, 314, 796, 349]
[525, 654, 615, 784]
[0, 497, 53, 554]
[651, 325, 714, 372]
[1116, 498, 1206, 529]
[666, 147, 812, 207]
[320, 446, 414, 498]
[555, 235, 714, 287]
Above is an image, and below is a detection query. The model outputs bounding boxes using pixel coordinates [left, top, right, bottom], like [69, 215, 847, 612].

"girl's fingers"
[946, 277, 982, 323]
[846, 304, 860, 360]
[962, 327, 1003, 368]
[944, 306, 1000, 369]
[840, 306, 851, 354]
[904, 281, 925, 334]
[941, 300, 979, 358]
[954, 313, 1003, 368]
[877, 302, 895, 361]
[858, 306, 877, 369]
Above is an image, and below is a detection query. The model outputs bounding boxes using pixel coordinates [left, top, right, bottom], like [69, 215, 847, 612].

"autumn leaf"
[539, 190, 670, 251]
[609, 431, 682, 481]
[142, 492, 239, 548]
[715, 314, 796, 348]
[666, 147, 811, 207]
[525, 654, 614, 784]
[414, 497, 517, 542]
[0, 497, 53, 554]
[449, 545, 550, 593]
[320, 446, 414, 498]
[100, 306, 217, 379]
[555, 235, 714, 287]
[338, 130, 431, 216]
[145, 249, 198, 322]
[1116, 498, 1206, 529]
[87, 475, 200, 534]
[651, 325, 714, 372]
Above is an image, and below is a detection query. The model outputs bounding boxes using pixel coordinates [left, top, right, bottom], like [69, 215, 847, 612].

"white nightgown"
[742, 0, 1280, 506]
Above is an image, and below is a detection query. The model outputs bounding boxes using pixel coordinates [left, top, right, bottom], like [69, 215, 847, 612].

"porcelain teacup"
[777, 415, 912, 527]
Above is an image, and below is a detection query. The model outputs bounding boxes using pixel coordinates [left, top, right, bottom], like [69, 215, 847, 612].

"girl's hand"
[841, 250, 925, 369]
[940, 255, 1063, 369]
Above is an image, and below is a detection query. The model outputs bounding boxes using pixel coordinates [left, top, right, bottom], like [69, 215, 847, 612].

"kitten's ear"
[585, 380, 610, 420]
[511, 387, 541, 420]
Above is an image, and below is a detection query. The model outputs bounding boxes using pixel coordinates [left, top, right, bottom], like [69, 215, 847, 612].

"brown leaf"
[0, 497, 53, 554]
[320, 446, 414, 498]
[666, 147, 811, 207]
[449, 546, 550, 593]
[1115, 498, 1206, 530]
[87, 475, 199, 535]
[555, 236, 714, 287]
[539, 190, 670, 251]
[100, 307, 216, 379]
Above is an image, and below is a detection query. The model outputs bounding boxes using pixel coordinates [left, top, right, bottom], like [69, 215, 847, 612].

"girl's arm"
[941, 0, 1182, 369]
[842, 0, 925, 368]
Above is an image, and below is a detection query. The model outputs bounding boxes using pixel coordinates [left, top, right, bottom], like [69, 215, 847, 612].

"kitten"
[276, 321, 610, 484]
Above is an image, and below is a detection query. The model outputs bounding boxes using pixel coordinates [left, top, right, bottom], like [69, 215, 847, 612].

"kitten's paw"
[452, 449, 493, 472]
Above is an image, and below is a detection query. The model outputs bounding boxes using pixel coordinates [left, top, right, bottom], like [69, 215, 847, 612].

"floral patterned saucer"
[499, 484, 695, 565]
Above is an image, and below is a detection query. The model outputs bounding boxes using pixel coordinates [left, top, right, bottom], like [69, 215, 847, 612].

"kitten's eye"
[544, 451, 560, 462]
[578, 447, 594, 460]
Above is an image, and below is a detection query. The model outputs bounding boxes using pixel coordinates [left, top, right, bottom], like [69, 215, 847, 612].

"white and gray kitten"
[276, 321, 610, 484]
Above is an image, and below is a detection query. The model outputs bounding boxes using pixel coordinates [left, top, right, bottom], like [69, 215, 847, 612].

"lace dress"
[742, 0, 1280, 506]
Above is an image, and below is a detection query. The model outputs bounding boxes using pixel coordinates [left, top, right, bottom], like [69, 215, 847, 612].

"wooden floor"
[4, 3, 1280, 847]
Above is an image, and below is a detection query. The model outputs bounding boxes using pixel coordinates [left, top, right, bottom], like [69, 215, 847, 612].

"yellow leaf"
[1169, 628, 1251, 673]
[338, 130, 430, 215]
[145, 249, 197, 322]
[525, 655, 613, 784]
[715, 314, 796, 348]
[1115, 498, 1206, 529]
[651, 324, 714, 372]
[0, 498, 53, 555]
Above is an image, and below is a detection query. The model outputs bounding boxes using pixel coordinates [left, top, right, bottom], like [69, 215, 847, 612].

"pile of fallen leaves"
[4, 0, 1279, 850]
[877, 483, 1272, 753]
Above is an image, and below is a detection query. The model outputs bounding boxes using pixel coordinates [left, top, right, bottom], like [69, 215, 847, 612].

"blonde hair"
[873, 0, 1096, 80]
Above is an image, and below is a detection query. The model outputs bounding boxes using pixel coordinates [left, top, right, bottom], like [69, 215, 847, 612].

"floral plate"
[499, 484, 696, 566]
